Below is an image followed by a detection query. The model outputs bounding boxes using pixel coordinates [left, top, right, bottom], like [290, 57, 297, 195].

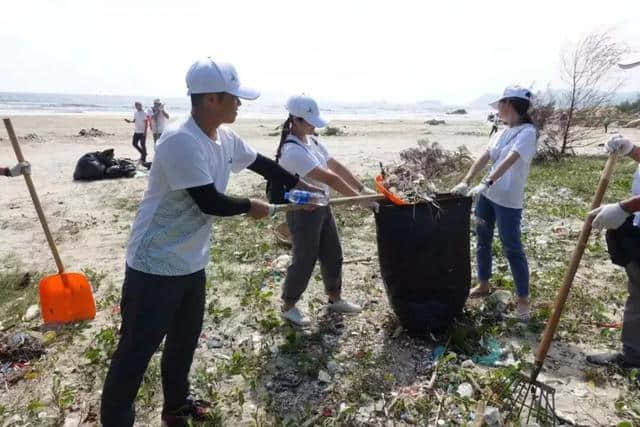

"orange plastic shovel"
[375, 175, 410, 205]
[3, 118, 95, 324]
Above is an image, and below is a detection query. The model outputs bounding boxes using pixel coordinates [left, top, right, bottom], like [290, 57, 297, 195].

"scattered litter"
[77, 128, 113, 137]
[272, 254, 291, 272]
[317, 370, 331, 383]
[472, 336, 502, 366]
[326, 359, 341, 375]
[1, 332, 45, 363]
[461, 359, 475, 369]
[23, 304, 40, 322]
[425, 119, 446, 125]
[484, 406, 501, 426]
[485, 290, 512, 313]
[456, 382, 473, 398]
[323, 126, 346, 136]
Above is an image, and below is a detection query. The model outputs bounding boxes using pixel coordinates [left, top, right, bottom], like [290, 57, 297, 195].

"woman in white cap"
[451, 85, 538, 321]
[587, 56, 640, 369]
[275, 94, 374, 326]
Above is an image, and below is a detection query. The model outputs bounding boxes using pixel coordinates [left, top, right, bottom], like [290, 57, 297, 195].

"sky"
[1, 0, 639, 105]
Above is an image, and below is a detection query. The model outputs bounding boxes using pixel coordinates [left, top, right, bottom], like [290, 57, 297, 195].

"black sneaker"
[586, 352, 640, 369]
[161, 399, 214, 426]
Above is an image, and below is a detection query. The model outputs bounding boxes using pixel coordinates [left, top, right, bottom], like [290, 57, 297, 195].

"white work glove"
[605, 134, 634, 155]
[468, 182, 489, 198]
[450, 182, 469, 195]
[590, 203, 630, 230]
[9, 161, 30, 176]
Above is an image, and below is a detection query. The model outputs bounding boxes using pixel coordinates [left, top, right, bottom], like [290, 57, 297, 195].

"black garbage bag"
[375, 194, 472, 333]
[73, 149, 136, 180]
[104, 159, 137, 179]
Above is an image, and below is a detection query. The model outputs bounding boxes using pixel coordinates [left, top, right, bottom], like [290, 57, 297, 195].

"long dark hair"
[275, 115, 293, 161]
[506, 97, 534, 126]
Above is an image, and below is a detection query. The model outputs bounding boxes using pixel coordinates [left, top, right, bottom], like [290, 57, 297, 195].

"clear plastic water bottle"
[285, 190, 329, 206]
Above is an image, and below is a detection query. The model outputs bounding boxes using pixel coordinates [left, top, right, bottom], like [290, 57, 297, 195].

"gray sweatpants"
[623, 260, 640, 363]
[282, 206, 343, 305]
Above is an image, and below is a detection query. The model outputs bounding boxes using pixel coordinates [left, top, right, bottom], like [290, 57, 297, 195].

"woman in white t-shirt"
[451, 85, 538, 321]
[276, 94, 375, 326]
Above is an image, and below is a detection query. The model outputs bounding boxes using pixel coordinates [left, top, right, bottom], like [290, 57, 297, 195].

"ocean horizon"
[0, 91, 489, 121]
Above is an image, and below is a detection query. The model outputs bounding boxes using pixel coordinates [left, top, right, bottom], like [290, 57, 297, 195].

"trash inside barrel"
[375, 194, 472, 333]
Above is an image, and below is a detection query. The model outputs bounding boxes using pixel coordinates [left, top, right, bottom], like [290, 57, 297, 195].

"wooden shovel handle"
[3, 118, 65, 274]
[272, 194, 384, 213]
[534, 153, 618, 372]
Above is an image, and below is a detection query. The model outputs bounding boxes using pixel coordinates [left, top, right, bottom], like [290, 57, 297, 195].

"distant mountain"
[466, 90, 640, 110]
[467, 93, 500, 110]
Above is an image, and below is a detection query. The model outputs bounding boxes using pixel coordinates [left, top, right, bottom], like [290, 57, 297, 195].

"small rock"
[461, 359, 475, 369]
[207, 338, 223, 349]
[318, 370, 331, 383]
[3, 414, 22, 427]
[273, 254, 292, 272]
[24, 304, 40, 321]
[486, 290, 512, 313]
[437, 419, 445, 426]
[456, 382, 473, 398]
[63, 414, 82, 427]
[484, 406, 501, 426]
[326, 360, 341, 374]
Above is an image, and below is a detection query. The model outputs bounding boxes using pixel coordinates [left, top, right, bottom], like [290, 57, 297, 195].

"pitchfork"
[491, 152, 618, 425]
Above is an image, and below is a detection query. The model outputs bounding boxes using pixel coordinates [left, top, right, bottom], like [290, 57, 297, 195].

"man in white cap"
[101, 57, 314, 427]
[587, 56, 640, 370]
[148, 98, 170, 146]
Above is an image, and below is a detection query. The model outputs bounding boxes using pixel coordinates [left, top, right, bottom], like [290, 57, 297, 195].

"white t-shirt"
[147, 107, 167, 134]
[132, 110, 148, 134]
[483, 124, 538, 209]
[126, 116, 257, 276]
[632, 166, 640, 226]
[278, 135, 331, 196]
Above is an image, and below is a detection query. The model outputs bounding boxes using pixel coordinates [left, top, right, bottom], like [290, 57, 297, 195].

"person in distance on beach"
[148, 98, 170, 147]
[124, 101, 150, 164]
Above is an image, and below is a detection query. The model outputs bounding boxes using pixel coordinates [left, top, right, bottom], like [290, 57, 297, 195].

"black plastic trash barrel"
[374, 194, 472, 333]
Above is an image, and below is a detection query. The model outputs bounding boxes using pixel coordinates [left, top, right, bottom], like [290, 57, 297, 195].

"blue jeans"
[475, 195, 529, 297]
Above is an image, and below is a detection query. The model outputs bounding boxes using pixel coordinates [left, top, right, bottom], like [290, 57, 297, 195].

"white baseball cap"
[489, 85, 533, 109]
[619, 55, 640, 70]
[186, 57, 260, 100]
[286, 94, 328, 128]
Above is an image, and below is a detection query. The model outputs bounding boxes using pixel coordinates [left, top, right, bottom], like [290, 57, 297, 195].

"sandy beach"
[0, 114, 496, 282]
[2, 114, 640, 426]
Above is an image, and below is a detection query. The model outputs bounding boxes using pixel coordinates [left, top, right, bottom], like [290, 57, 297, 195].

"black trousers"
[100, 265, 206, 427]
[132, 133, 147, 162]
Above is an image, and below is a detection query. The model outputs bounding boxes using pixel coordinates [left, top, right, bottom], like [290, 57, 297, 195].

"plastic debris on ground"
[472, 336, 503, 366]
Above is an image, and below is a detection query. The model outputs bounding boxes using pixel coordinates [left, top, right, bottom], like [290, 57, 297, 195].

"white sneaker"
[281, 306, 311, 326]
[328, 299, 362, 314]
